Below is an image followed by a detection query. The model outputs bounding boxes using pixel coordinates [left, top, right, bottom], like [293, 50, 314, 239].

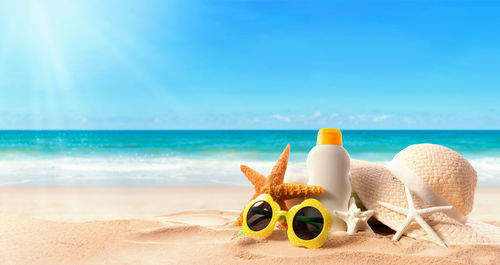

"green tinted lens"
[246, 201, 273, 231]
[292, 206, 324, 240]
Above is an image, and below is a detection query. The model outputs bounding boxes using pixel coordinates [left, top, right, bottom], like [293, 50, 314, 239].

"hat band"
[386, 159, 467, 224]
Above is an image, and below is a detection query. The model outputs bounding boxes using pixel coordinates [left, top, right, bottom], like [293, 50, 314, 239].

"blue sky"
[0, 0, 499, 129]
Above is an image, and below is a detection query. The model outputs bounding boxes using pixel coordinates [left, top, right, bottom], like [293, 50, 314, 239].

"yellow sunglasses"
[240, 194, 333, 248]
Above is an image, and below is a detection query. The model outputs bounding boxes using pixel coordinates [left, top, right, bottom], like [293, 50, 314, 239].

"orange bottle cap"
[317, 128, 342, 146]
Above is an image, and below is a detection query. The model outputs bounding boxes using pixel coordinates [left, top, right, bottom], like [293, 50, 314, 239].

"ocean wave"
[468, 157, 500, 184]
[0, 156, 308, 186]
[0, 156, 498, 186]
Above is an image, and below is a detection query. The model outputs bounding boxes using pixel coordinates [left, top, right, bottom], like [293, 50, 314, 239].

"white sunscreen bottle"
[307, 128, 351, 231]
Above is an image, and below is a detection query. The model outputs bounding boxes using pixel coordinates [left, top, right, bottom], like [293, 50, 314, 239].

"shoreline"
[0, 186, 254, 222]
[0, 186, 498, 222]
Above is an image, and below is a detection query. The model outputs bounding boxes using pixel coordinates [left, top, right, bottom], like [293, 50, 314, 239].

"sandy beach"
[0, 186, 498, 265]
[2, 0, 499, 262]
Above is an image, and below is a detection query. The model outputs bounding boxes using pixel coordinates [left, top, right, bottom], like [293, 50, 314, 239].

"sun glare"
[29, 0, 71, 90]
[3, 0, 93, 128]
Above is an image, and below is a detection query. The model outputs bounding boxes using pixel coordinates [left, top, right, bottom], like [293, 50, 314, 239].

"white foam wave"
[0, 156, 498, 186]
[468, 157, 500, 183]
[0, 157, 308, 186]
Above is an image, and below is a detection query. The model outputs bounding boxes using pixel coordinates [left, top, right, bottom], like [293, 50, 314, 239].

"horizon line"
[1, 129, 499, 131]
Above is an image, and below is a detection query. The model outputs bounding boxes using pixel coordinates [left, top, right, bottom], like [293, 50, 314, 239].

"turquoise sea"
[0, 130, 498, 186]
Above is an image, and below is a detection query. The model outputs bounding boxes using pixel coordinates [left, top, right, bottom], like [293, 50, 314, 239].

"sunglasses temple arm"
[292, 216, 323, 231]
[249, 215, 271, 228]
[308, 222, 321, 232]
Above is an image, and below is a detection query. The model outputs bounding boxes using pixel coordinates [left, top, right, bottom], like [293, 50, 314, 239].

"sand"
[0, 186, 499, 265]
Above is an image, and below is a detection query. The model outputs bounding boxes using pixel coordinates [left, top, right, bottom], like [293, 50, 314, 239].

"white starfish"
[378, 185, 452, 248]
[333, 197, 375, 235]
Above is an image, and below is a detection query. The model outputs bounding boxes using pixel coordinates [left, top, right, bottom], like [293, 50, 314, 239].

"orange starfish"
[235, 144, 325, 228]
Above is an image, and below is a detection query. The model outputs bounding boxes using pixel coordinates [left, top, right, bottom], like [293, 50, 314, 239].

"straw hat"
[350, 143, 500, 246]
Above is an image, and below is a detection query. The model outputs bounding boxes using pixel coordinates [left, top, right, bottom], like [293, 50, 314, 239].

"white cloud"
[372, 114, 391, 122]
[270, 112, 391, 124]
[348, 114, 370, 121]
[272, 114, 291, 122]
[312, 111, 322, 118]
[248, 117, 260, 123]
[271, 112, 325, 122]
[348, 114, 391, 122]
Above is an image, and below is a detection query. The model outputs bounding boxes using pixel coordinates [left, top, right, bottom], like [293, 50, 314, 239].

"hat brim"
[350, 159, 500, 245]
